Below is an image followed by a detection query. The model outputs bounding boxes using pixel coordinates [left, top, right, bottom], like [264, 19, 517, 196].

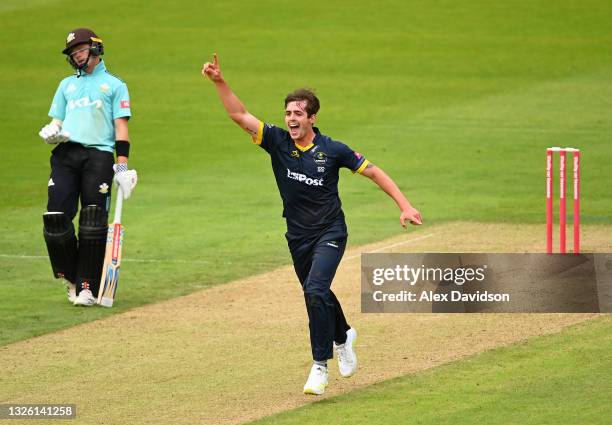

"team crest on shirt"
[314, 151, 327, 165]
[100, 83, 110, 93]
[99, 183, 109, 194]
[290, 150, 300, 158]
[66, 84, 77, 93]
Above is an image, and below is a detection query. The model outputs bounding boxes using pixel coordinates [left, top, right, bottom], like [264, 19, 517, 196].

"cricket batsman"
[40, 28, 137, 306]
[202, 53, 422, 395]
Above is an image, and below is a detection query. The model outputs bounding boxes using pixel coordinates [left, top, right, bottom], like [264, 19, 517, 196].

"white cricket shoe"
[335, 328, 358, 377]
[303, 364, 328, 395]
[64, 280, 76, 303]
[73, 289, 96, 307]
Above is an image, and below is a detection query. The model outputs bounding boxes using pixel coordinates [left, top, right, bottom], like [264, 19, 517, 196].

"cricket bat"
[97, 186, 125, 307]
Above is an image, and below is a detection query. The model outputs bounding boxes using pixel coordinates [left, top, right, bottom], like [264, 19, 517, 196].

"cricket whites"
[97, 186, 125, 307]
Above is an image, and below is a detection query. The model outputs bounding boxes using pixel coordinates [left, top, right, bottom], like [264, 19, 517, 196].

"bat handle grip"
[114, 186, 124, 223]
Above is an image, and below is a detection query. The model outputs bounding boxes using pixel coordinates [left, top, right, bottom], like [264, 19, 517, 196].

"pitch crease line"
[0, 254, 212, 264]
[344, 232, 435, 261]
[0, 233, 435, 264]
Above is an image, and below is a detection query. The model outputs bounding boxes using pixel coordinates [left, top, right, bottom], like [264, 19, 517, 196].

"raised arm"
[202, 53, 261, 138]
[360, 163, 423, 228]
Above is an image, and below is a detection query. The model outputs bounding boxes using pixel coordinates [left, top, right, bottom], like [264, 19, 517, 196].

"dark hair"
[284, 88, 320, 117]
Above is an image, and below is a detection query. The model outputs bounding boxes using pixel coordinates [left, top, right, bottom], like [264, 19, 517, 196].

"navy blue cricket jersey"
[253, 122, 370, 236]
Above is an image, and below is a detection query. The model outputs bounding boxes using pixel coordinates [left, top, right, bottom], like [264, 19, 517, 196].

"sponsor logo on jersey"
[120, 100, 130, 108]
[314, 151, 327, 165]
[67, 96, 103, 110]
[286, 169, 323, 186]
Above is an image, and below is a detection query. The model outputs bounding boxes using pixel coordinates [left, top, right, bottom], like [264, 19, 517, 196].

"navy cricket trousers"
[286, 224, 351, 361]
[47, 142, 115, 218]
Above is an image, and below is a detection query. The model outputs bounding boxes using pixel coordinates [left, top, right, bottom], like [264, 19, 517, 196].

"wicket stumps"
[546, 147, 580, 254]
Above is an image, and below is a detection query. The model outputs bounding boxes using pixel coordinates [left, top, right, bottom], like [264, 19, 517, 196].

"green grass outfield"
[253, 316, 612, 425]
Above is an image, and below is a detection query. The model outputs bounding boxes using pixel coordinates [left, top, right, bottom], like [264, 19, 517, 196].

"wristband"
[115, 140, 130, 158]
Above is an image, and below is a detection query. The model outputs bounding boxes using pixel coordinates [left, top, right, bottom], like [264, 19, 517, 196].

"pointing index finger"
[213, 52, 218, 66]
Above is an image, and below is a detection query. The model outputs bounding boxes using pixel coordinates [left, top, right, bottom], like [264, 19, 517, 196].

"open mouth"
[72, 56, 87, 66]
[288, 123, 299, 136]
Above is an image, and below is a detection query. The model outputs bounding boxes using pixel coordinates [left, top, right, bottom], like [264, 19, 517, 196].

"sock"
[314, 360, 327, 369]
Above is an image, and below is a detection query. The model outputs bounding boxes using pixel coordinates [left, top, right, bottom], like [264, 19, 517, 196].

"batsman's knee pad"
[43, 212, 78, 283]
[76, 205, 108, 294]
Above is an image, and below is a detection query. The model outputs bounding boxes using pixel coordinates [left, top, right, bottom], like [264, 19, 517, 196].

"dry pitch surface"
[1, 223, 611, 424]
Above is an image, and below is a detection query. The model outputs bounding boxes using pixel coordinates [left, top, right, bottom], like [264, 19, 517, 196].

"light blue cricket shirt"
[48, 60, 131, 153]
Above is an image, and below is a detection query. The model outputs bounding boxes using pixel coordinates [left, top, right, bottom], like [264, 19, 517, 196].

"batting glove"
[39, 122, 70, 144]
[113, 163, 138, 199]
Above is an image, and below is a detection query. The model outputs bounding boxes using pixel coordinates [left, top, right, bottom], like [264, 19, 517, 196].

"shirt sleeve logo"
[354, 152, 363, 159]
[120, 100, 130, 108]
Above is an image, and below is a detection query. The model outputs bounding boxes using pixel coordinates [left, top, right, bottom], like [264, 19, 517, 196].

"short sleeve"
[336, 142, 370, 174]
[253, 122, 287, 154]
[112, 83, 131, 119]
[48, 82, 66, 121]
